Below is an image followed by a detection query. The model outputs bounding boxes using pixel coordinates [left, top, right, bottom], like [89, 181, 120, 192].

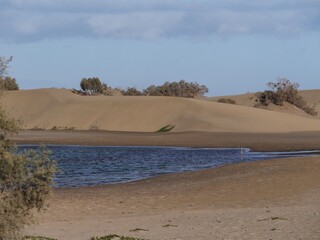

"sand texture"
[2, 88, 320, 132]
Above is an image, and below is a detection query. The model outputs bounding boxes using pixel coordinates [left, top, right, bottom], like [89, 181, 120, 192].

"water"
[18, 145, 320, 188]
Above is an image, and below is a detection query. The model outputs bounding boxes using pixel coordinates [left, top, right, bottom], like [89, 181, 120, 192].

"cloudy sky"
[0, 0, 319, 95]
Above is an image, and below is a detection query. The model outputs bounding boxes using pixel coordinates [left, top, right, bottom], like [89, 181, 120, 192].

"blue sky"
[0, 0, 319, 96]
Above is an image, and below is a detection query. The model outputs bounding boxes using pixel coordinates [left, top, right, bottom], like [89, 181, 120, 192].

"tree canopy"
[80, 77, 104, 95]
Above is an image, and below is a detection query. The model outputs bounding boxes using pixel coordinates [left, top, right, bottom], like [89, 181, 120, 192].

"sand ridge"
[2, 88, 320, 132]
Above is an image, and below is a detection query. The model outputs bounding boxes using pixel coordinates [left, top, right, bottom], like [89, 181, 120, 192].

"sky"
[0, 0, 319, 96]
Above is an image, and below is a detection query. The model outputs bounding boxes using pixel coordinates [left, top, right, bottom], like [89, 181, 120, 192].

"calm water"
[18, 145, 320, 188]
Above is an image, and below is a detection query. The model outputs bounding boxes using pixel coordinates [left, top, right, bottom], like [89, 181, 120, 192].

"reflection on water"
[18, 145, 320, 188]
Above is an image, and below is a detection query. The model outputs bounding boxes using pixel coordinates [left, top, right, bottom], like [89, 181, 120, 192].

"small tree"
[0, 55, 55, 239]
[0, 56, 13, 77]
[80, 77, 103, 95]
[0, 56, 19, 91]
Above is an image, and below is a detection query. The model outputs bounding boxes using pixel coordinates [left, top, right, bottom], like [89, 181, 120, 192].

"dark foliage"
[144, 80, 208, 98]
[217, 98, 236, 104]
[120, 87, 144, 96]
[80, 77, 104, 95]
[0, 77, 19, 91]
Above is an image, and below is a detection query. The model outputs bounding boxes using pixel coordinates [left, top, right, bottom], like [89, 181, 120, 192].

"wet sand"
[11, 130, 320, 151]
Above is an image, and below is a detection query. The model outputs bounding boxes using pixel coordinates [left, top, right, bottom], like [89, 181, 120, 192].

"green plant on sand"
[156, 124, 175, 132]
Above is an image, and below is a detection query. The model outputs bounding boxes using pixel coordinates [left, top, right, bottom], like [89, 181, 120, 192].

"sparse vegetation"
[91, 235, 146, 240]
[217, 98, 236, 104]
[129, 228, 149, 232]
[156, 125, 175, 132]
[89, 122, 100, 131]
[255, 78, 317, 116]
[24, 236, 57, 240]
[50, 126, 75, 130]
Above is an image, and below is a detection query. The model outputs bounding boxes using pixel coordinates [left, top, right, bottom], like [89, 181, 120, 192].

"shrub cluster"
[144, 80, 208, 98]
[119, 87, 144, 96]
[0, 76, 19, 90]
[117, 80, 208, 98]
[255, 78, 317, 116]
[217, 98, 236, 104]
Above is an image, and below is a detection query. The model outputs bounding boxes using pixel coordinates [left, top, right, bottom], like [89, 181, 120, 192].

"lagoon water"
[18, 145, 319, 188]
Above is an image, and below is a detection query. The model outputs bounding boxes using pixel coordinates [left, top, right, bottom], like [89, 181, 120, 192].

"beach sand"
[26, 155, 320, 240]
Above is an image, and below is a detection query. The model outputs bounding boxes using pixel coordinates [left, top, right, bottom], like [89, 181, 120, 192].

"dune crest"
[1, 88, 320, 133]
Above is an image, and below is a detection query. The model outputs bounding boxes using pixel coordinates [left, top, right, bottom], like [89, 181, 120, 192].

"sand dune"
[1, 88, 320, 132]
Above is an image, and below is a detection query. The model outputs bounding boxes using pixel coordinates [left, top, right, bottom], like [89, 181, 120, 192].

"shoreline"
[10, 130, 320, 151]
[27, 155, 320, 240]
[15, 130, 320, 239]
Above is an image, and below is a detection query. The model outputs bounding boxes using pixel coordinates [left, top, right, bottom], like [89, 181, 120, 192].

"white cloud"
[0, 0, 319, 42]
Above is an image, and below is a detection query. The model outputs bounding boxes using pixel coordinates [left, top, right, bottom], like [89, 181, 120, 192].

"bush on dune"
[144, 80, 208, 98]
[255, 78, 317, 116]
[217, 98, 236, 104]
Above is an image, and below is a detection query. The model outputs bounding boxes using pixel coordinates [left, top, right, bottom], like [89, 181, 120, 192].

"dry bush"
[0, 77, 19, 91]
[217, 98, 236, 104]
[255, 78, 317, 116]
[144, 80, 208, 98]
[119, 87, 144, 96]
